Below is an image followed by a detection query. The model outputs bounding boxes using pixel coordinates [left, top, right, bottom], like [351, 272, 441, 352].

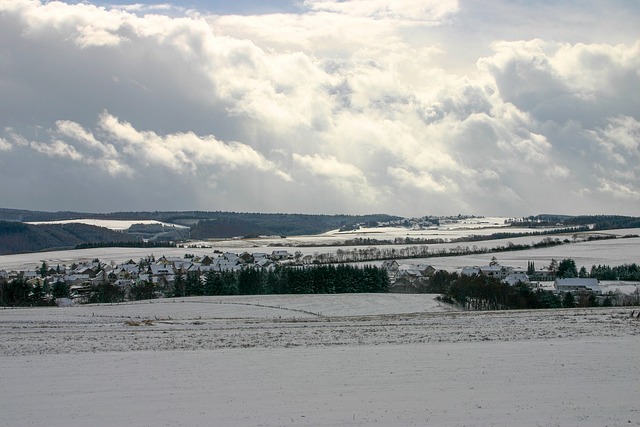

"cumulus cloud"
[0, 0, 639, 216]
[478, 39, 640, 124]
[5, 111, 292, 182]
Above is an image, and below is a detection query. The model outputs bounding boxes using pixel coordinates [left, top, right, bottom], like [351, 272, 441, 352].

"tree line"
[296, 236, 567, 265]
[0, 264, 390, 306]
[533, 258, 640, 281]
[169, 264, 389, 298]
[428, 271, 593, 310]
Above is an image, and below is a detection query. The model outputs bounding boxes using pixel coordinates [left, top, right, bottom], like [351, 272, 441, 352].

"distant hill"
[188, 212, 400, 238]
[0, 208, 401, 234]
[526, 214, 640, 230]
[0, 208, 403, 251]
[0, 221, 141, 255]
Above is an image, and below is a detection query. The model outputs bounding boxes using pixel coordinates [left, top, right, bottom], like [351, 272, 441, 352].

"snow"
[3, 339, 638, 427]
[1, 223, 639, 425]
[406, 235, 640, 273]
[1, 295, 639, 426]
[2, 229, 638, 273]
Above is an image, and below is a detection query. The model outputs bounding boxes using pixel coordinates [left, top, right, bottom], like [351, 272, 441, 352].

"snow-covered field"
[414, 235, 640, 272]
[1, 228, 638, 273]
[1, 294, 639, 426]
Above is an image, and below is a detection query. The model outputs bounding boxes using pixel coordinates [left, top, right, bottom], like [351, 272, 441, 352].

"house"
[239, 252, 254, 263]
[462, 264, 514, 280]
[252, 253, 268, 261]
[479, 265, 512, 280]
[63, 274, 91, 285]
[555, 278, 602, 295]
[150, 264, 174, 276]
[271, 250, 290, 260]
[461, 266, 481, 276]
[413, 264, 436, 277]
[172, 260, 193, 272]
[200, 255, 214, 266]
[46, 266, 60, 275]
[117, 263, 139, 279]
[504, 273, 530, 286]
[397, 265, 425, 279]
[23, 270, 39, 279]
[381, 260, 400, 271]
[255, 258, 276, 270]
[381, 260, 400, 282]
[211, 258, 243, 272]
[73, 266, 96, 277]
[91, 270, 109, 286]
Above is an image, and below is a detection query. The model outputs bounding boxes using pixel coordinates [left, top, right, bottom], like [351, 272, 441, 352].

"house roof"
[555, 278, 601, 292]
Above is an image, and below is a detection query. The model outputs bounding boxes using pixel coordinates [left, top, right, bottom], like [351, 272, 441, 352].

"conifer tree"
[563, 291, 575, 308]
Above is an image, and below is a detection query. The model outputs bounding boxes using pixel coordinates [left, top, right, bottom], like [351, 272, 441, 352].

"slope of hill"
[0, 221, 141, 255]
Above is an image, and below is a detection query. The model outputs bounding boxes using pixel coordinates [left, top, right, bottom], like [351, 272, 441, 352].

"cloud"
[293, 153, 364, 180]
[589, 115, 640, 164]
[478, 39, 640, 124]
[304, 0, 459, 23]
[596, 178, 640, 201]
[0, 0, 639, 216]
[387, 167, 457, 194]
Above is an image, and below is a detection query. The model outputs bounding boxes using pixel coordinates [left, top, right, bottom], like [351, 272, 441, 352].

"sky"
[0, 0, 639, 217]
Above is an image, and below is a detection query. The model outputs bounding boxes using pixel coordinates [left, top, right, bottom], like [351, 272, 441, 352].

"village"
[0, 246, 609, 307]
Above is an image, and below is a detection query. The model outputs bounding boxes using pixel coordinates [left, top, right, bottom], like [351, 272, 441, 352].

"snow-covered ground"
[1, 228, 638, 272]
[413, 235, 640, 272]
[1, 294, 639, 426]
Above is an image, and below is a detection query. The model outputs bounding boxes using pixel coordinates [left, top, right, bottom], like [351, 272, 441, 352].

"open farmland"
[1, 295, 639, 426]
[1, 225, 638, 272]
[416, 233, 640, 272]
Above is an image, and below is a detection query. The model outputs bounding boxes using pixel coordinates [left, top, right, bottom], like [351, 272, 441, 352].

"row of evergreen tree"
[0, 264, 390, 306]
[171, 264, 389, 297]
[589, 263, 640, 281]
[0, 278, 70, 307]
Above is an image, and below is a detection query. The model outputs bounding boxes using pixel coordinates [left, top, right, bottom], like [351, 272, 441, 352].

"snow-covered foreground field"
[1, 294, 639, 426]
